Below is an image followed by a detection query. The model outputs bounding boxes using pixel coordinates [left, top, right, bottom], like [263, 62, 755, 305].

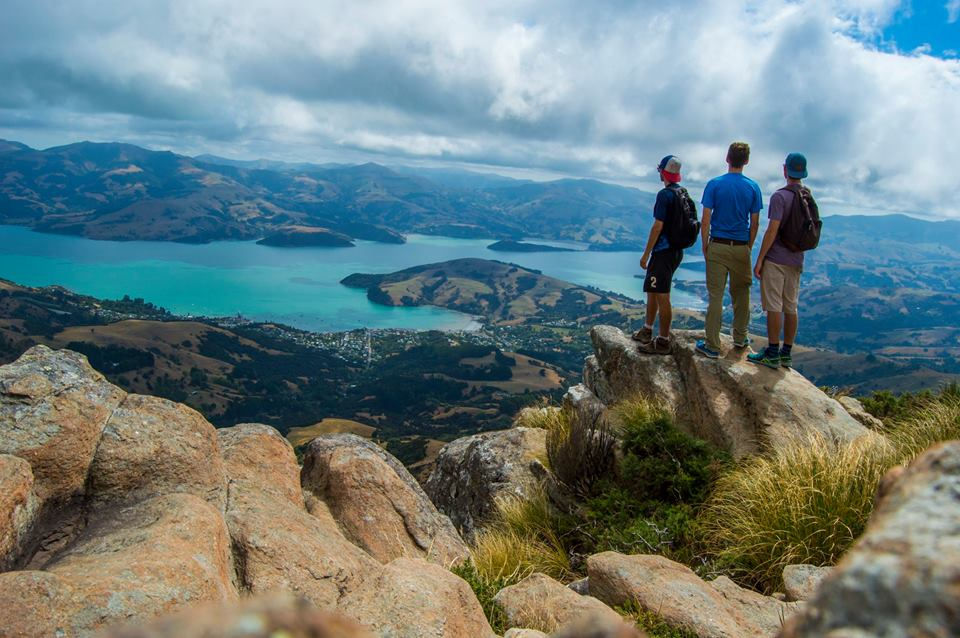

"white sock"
[645, 323, 654, 331]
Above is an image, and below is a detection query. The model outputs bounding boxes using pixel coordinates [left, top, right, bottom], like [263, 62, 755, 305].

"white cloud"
[947, 0, 960, 23]
[0, 0, 958, 218]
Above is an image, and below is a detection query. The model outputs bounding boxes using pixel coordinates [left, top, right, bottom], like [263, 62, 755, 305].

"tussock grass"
[514, 404, 566, 430]
[886, 392, 960, 460]
[467, 486, 573, 585]
[547, 407, 616, 498]
[701, 432, 898, 592]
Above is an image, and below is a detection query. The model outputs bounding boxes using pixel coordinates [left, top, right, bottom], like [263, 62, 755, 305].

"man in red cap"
[634, 155, 687, 354]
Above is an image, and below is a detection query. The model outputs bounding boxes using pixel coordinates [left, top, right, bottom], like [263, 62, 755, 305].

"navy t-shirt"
[652, 187, 676, 252]
[701, 173, 763, 241]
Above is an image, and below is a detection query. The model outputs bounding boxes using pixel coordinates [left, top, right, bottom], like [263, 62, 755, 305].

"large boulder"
[494, 572, 623, 633]
[301, 434, 469, 567]
[587, 552, 801, 638]
[87, 393, 227, 512]
[0, 493, 237, 637]
[0, 454, 37, 571]
[339, 557, 495, 637]
[103, 593, 374, 638]
[0, 346, 126, 561]
[218, 424, 378, 607]
[781, 565, 831, 603]
[424, 427, 548, 541]
[551, 614, 647, 638]
[779, 441, 960, 637]
[585, 327, 873, 458]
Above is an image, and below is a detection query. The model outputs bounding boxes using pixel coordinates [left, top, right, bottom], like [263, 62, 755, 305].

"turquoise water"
[0, 226, 704, 332]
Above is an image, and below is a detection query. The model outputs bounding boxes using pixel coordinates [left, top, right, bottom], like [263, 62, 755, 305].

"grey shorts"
[760, 261, 802, 314]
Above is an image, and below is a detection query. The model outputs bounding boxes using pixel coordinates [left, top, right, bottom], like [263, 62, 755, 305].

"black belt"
[710, 238, 748, 246]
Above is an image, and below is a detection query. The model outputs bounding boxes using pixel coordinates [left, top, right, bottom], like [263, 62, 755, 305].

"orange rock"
[218, 424, 378, 607]
[0, 494, 238, 636]
[0, 454, 37, 570]
[87, 394, 227, 512]
[301, 434, 469, 567]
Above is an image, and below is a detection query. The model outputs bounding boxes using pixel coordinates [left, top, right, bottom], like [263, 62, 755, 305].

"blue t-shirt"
[652, 187, 676, 252]
[701, 173, 763, 242]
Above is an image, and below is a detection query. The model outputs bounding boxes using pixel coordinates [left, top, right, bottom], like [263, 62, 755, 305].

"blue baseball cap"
[785, 152, 808, 179]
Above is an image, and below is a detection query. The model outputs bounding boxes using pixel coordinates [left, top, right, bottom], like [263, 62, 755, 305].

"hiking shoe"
[733, 336, 752, 349]
[779, 351, 793, 368]
[640, 336, 672, 355]
[747, 349, 781, 370]
[632, 326, 653, 345]
[695, 340, 720, 359]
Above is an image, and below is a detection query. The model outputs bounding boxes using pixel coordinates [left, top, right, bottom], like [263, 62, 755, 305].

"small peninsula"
[487, 240, 577, 253]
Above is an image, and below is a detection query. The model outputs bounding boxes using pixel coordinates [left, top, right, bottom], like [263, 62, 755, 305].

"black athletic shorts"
[643, 248, 683, 293]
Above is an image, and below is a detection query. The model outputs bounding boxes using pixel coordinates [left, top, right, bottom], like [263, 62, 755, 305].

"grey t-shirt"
[765, 188, 804, 267]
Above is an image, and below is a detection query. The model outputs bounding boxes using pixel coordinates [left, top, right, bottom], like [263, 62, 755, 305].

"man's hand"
[754, 260, 763, 280]
[640, 252, 650, 270]
[702, 243, 709, 262]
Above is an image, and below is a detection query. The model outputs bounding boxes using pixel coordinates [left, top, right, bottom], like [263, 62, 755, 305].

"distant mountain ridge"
[0, 138, 656, 246]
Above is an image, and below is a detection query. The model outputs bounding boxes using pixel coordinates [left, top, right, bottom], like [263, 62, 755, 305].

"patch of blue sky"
[877, 1, 960, 58]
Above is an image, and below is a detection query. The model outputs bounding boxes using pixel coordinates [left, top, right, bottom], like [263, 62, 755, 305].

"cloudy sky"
[1, 0, 958, 218]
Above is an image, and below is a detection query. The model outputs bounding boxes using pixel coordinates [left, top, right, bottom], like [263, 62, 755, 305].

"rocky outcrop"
[587, 552, 801, 638]
[302, 434, 469, 566]
[88, 394, 227, 512]
[780, 441, 960, 637]
[585, 327, 874, 457]
[103, 594, 374, 638]
[837, 395, 884, 429]
[424, 427, 548, 541]
[504, 629, 549, 638]
[494, 572, 623, 633]
[0, 494, 237, 637]
[0, 454, 37, 571]
[781, 565, 831, 602]
[0, 346, 125, 564]
[219, 424, 378, 607]
[0, 346, 509, 637]
[339, 557, 495, 637]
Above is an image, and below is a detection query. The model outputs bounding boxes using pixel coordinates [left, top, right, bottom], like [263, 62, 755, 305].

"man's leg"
[645, 293, 659, 330]
[783, 312, 798, 345]
[729, 244, 753, 345]
[704, 243, 728, 352]
[767, 311, 783, 345]
[655, 293, 672, 338]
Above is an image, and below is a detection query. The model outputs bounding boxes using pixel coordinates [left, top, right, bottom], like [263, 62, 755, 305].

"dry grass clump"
[701, 432, 898, 592]
[514, 404, 566, 430]
[468, 487, 573, 586]
[886, 392, 960, 460]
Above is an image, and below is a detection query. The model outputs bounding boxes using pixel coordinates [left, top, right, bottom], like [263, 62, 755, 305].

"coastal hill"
[256, 225, 355, 247]
[342, 258, 645, 326]
[0, 138, 655, 247]
[487, 239, 576, 252]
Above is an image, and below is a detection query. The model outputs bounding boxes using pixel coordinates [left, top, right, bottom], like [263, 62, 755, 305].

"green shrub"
[451, 562, 509, 634]
[547, 408, 616, 498]
[701, 432, 897, 592]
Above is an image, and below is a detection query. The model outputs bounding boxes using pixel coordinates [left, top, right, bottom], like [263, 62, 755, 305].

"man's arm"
[640, 220, 664, 270]
[749, 212, 760, 247]
[754, 219, 780, 279]
[701, 207, 712, 260]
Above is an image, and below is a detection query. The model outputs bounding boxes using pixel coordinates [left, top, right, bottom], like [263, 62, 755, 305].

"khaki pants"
[705, 241, 752, 351]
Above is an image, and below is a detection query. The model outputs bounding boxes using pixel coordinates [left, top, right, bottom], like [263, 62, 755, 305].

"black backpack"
[778, 184, 822, 252]
[665, 184, 701, 250]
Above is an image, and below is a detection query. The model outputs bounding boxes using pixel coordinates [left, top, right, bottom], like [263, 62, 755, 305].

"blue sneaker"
[748, 348, 781, 370]
[779, 349, 793, 369]
[733, 336, 751, 349]
[695, 340, 720, 359]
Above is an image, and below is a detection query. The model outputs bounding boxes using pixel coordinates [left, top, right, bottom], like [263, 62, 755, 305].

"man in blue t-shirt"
[696, 142, 763, 358]
[634, 154, 686, 354]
